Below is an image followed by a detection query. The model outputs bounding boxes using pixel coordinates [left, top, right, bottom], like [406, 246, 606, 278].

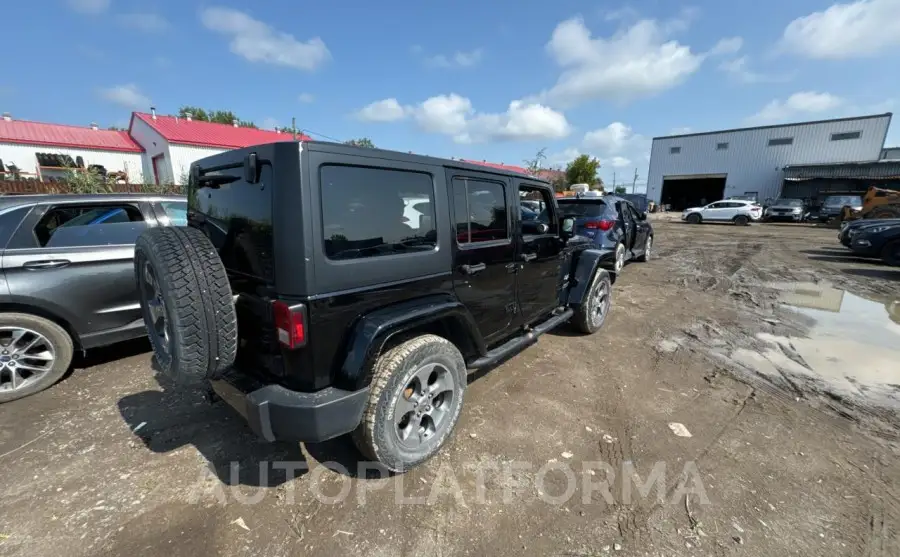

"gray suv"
[0, 193, 186, 402]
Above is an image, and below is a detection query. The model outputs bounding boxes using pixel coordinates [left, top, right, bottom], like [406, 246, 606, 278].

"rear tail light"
[273, 301, 307, 349]
[584, 220, 615, 231]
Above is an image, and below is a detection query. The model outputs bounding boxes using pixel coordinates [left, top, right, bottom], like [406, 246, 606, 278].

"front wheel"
[0, 313, 74, 403]
[571, 270, 612, 334]
[882, 239, 900, 267]
[353, 334, 466, 472]
[686, 213, 701, 224]
[733, 214, 750, 226]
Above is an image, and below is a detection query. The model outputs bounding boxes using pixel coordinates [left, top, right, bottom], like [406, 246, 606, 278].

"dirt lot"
[1, 219, 898, 557]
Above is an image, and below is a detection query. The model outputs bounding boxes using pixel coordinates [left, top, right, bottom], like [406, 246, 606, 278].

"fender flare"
[336, 294, 484, 391]
[565, 249, 612, 307]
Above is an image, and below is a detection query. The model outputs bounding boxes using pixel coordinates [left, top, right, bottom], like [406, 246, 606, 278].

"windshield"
[773, 199, 803, 207]
[557, 199, 607, 218]
[823, 195, 862, 207]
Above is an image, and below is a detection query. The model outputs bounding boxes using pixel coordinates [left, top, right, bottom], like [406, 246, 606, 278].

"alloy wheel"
[615, 244, 625, 272]
[141, 260, 171, 354]
[644, 237, 652, 259]
[394, 363, 456, 449]
[0, 327, 56, 393]
[589, 278, 611, 328]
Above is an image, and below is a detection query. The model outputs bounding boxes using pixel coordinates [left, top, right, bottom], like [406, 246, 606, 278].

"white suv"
[682, 200, 763, 226]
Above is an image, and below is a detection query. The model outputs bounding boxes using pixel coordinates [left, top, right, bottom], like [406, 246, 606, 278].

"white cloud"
[298, 93, 315, 103]
[355, 94, 571, 143]
[355, 98, 408, 122]
[67, 0, 109, 14]
[710, 36, 743, 56]
[261, 117, 280, 130]
[98, 84, 150, 109]
[669, 126, 692, 135]
[117, 13, 170, 33]
[607, 156, 632, 168]
[747, 91, 845, 124]
[200, 7, 330, 71]
[538, 16, 705, 105]
[425, 48, 484, 68]
[781, 0, 900, 59]
[550, 122, 650, 174]
[719, 56, 789, 84]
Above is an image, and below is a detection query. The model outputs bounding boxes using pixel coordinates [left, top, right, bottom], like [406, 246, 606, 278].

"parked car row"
[0, 194, 187, 402]
[839, 218, 900, 266]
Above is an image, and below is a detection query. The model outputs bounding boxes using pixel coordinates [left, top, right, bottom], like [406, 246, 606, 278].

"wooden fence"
[0, 180, 183, 195]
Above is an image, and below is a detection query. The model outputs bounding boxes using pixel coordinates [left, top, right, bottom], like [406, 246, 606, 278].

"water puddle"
[732, 282, 900, 410]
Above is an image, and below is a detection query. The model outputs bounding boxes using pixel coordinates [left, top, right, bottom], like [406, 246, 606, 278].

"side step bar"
[467, 308, 574, 370]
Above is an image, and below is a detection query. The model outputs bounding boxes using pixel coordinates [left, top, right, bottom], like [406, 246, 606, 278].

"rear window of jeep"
[320, 165, 437, 260]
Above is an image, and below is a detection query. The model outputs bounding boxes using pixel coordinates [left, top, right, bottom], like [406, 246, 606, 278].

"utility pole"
[292, 117, 297, 141]
[612, 172, 616, 190]
[632, 168, 638, 194]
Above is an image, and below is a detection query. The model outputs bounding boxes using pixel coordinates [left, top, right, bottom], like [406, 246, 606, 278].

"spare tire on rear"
[134, 226, 238, 385]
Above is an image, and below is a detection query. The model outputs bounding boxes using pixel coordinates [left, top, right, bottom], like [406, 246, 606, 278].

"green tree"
[523, 147, 547, 177]
[549, 173, 568, 194]
[345, 137, 376, 148]
[565, 155, 601, 187]
[614, 186, 627, 194]
[64, 166, 116, 194]
[177, 106, 257, 128]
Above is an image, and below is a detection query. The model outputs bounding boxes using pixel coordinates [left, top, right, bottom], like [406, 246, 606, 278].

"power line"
[299, 127, 343, 143]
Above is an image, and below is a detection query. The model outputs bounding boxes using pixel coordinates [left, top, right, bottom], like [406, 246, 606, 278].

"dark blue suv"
[556, 193, 654, 274]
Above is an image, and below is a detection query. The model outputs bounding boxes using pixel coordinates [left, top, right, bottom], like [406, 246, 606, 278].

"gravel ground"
[1, 219, 898, 557]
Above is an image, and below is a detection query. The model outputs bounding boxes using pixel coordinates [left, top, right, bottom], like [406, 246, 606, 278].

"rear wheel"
[571, 270, 612, 334]
[0, 313, 73, 403]
[134, 227, 238, 385]
[353, 334, 466, 472]
[882, 239, 900, 267]
[636, 235, 652, 262]
[733, 214, 750, 226]
[686, 213, 701, 224]
[613, 242, 626, 272]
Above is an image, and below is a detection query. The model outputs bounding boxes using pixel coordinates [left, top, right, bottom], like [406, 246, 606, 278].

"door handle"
[521, 253, 537, 262]
[23, 259, 71, 270]
[460, 263, 486, 275]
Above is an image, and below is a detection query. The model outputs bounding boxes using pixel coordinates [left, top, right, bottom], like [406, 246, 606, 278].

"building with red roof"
[128, 110, 312, 185]
[0, 112, 145, 182]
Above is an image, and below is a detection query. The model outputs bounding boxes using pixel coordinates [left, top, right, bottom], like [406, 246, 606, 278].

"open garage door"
[660, 174, 727, 211]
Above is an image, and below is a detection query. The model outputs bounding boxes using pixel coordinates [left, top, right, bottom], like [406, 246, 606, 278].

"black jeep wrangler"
[134, 141, 612, 472]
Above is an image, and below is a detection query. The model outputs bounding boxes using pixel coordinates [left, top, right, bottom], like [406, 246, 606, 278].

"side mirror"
[639, 211, 647, 221]
[561, 217, 575, 235]
[244, 153, 259, 184]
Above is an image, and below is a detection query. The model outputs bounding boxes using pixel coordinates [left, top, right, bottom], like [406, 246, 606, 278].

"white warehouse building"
[645, 113, 893, 210]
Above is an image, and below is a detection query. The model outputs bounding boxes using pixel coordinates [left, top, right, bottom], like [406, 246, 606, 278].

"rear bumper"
[210, 371, 369, 442]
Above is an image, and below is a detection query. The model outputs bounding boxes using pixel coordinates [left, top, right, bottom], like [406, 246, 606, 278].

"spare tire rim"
[644, 237, 652, 259]
[0, 327, 55, 393]
[394, 362, 456, 449]
[141, 260, 171, 354]
[615, 245, 625, 272]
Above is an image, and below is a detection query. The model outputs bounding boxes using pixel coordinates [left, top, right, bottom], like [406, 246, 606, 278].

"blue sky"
[2, 0, 899, 187]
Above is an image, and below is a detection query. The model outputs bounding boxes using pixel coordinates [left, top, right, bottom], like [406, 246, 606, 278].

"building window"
[716, 142, 729, 150]
[670, 146, 681, 154]
[831, 131, 861, 141]
[768, 137, 793, 146]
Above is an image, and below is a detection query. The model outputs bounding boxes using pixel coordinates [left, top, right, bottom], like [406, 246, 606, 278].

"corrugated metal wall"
[646, 115, 891, 204]
[129, 117, 167, 183]
[0, 142, 144, 183]
[168, 144, 226, 185]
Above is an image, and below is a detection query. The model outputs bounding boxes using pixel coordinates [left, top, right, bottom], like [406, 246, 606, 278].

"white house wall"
[168, 144, 225, 185]
[0, 142, 144, 183]
[646, 115, 891, 204]
[129, 117, 170, 184]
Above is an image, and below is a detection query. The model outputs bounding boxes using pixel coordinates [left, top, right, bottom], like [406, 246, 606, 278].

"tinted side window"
[160, 201, 188, 226]
[33, 203, 144, 247]
[45, 221, 149, 248]
[451, 178, 508, 244]
[320, 165, 436, 260]
[0, 206, 32, 249]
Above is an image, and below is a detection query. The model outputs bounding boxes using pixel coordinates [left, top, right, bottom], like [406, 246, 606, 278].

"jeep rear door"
[447, 170, 516, 344]
[514, 181, 564, 325]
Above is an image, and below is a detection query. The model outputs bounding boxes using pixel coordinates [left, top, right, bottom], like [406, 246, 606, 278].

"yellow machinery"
[840, 186, 900, 221]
